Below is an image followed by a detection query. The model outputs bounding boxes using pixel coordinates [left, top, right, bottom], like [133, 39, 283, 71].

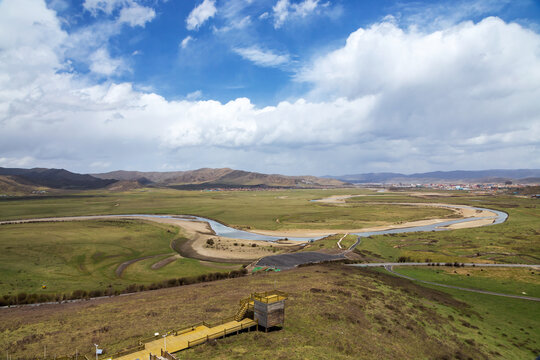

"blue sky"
[53, 0, 540, 104]
[1, 0, 540, 175]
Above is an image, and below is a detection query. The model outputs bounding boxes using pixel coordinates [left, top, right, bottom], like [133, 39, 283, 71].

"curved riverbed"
[129, 206, 507, 241]
[0, 206, 508, 242]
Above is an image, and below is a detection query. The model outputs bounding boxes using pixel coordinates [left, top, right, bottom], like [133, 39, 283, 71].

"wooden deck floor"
[115, 318, 257, 360]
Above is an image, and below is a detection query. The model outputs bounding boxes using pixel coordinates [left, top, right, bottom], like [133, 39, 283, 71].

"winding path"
[115, 253, 170, 277]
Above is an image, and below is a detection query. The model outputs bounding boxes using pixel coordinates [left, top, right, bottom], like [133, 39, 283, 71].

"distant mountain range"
[92, 168, 345, 189]
[325, 169, 540, 184]
[0, 167, 346, 194]
[2, 167, 539, 195]
[0, 167, 116, 190]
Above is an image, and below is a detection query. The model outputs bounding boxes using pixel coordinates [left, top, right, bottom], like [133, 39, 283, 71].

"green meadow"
[0, 220, 240, 296]
[0, 188, 456, 230]
[352, 193, 540, 264]
[392, 266, 540, 297]
[376, 266, 540, 360]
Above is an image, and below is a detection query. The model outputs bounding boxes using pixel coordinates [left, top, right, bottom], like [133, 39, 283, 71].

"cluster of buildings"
[364, 181, 540, 195]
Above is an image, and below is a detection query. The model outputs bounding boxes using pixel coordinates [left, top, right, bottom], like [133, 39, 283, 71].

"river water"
[110, 206, 508, 242]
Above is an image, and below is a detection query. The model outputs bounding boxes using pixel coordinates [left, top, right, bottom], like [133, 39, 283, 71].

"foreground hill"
[0, 167, 116, 190]
[94, 168, 347, 188]
[1, 264, 536, 359]
[327, 169, 540, 184]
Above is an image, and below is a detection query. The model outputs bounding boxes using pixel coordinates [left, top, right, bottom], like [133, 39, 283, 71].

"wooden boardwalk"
[115, 318, 257, 360]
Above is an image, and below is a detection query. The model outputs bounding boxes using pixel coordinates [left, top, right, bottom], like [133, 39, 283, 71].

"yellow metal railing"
[251, 290, 288, 304]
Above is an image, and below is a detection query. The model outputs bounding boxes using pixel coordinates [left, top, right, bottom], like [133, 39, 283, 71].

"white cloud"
[118, 3, 156, 27]
[273, 0, 322, 28]
[186, 90, 202, 100]
[89, 47, 125, 76]
[48, 0, 69, 12]
[83, 0, 156, 27]
[186, 0, 217, 31]
[83, 0, 128, 15]
[180, 35, 193, 49]
[394, 0, 512, 31]
[233, 46, 290, 67]
[0, 156, 36, 168]
[1, 0, 540, 174]
[213, 15, 251, 33]
[295, 16, 540, 164]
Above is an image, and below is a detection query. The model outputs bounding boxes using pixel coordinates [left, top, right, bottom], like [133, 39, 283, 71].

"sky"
[0, 0, 539, 176]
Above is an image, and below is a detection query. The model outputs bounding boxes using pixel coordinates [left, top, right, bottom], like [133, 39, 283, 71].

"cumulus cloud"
[118, 3, 156, 27]
[83, 0, 156, 27]
[186, 0, 217, 31]
[295, 16, 540, 168]
[273, 0, 323, 28]
[180, 35, 193, 49]
[1, 0, 540, 173]
[233, 46, 290, 67]
[89, 47, 125, 76]
[83, 0, 128, 15]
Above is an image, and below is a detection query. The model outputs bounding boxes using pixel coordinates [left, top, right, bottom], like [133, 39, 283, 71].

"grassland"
[1, 264, 537, 360]
[351, 192, 540, 264]
[378, 266, 540, 359]
[1, 188, 538, 299]
[392, 266, 540, 297]
[1, 188, 539, 359]
[0, 188, 457, 230]
[0, 220, 241, 296]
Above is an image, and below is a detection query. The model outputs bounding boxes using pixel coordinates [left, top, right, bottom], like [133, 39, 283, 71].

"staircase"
[234, 299, 249, 321]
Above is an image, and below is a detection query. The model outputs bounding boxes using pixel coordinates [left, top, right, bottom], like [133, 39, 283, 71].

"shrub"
[71, 289, 87, 299]
[89, 289, 104, 297]
[206, 238, 215, 246]
[16, 292, 27, 303]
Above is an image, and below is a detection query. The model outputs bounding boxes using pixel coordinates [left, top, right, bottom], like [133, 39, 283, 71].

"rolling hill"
[93, 168, 346, 188]
[0, 167, 117, 190]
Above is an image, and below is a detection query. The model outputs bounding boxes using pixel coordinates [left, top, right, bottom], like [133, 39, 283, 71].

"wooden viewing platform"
[111, 291, 288, 360]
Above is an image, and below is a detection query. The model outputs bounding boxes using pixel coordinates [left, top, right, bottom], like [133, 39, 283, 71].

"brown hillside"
[94, 168, 347, 188]
[0, 175, 49, 195]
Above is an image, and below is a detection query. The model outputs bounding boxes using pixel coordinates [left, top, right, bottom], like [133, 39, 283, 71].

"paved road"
[348, 262, 540, 268]
[348, 263, 540, 302]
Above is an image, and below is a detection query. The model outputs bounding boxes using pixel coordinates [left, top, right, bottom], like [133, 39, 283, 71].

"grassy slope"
[0, 189, 456, 230]
[0, 220, 240, 295]
[392, 266, 540, 297]
[376, 267, 540, 359]
[3, 264, 538, 360]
